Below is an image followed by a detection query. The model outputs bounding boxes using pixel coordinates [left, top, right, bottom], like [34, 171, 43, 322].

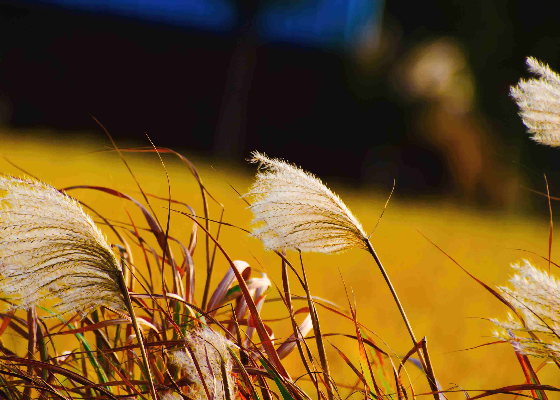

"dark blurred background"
[1, 0, 560, 206]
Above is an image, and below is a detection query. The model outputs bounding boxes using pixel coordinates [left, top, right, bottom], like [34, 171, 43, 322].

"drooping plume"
[245, 151, 368, 253]
[511, 57, 560, 146]
[169, 327, 236, 400]
[0, 175, 126, 315]
[491, 260, 560, 361]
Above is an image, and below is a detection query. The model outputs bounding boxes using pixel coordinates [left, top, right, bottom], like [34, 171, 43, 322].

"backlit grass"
[1, 129, 558, 399]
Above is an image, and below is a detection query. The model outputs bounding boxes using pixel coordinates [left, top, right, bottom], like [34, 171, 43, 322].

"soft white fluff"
[511, 57, 560, 146]
[169, 327, 236, 400]
[160, 392, 183, 400]
[245, 152, 368, 253]
[0, 175, 125, 315]
[492, 260, 560, 360]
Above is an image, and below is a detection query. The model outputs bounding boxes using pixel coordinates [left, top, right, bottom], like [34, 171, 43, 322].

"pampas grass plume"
[511, 57, 560, 146]
[492, 260, 560, 361]
[245, 151, 368, 253]
[169, 327, 236, 400]
[0, 175, 126, 315]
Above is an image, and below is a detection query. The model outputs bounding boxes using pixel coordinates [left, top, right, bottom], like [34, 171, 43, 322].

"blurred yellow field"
[1, 130, 558, 399]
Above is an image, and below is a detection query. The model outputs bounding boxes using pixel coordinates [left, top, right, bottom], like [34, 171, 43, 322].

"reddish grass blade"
[330, 343, 368, 387]
[512, 344, 548, 400]
[397, 339, 425, 391]
[245, 274, 272, 345]
[95, 351, 148, 400]
[145, 193, 199, 300]
[1, 156, 40, 180]
[277, 313, 312, 359]
[420, 338, 444, 400]
[465, 384, 560, 400]
[23, 307, 38, 399]
[444, 341, 506, 354]
[228, 347, 262, 400]
[544, 174, 553, 273]
[0, 368, 68, 400]
[416, 229, 560, 377]
[0, 310, 15, 338]
[339, 271, 382, 400]
[416, 230, 529, 326]
[359, 330, 394, 395]
[145, 194, 198, 254]
[514, 351, 539, 400]
[368, 178, 396, 237]
[0, 312, 33, 340]
[207, 261, 251, 315]
[112, 146, 225, 310]
[62, 186, 172, 260]
[277, 252, 321, 398]
[510, 249, 560, 269]
[49, 318, 131, 336]
[63, 185, 181, 320]
[172, 211, 290, 378]
[299, 255, 335, 400]
[0, 356, 119, 400]
[124, 206, 155, 292]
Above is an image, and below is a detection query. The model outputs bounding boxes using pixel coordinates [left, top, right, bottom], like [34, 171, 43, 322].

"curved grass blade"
[260, 359, 295, 400]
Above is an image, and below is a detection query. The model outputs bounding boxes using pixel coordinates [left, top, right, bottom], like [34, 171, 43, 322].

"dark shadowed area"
[1, 0, 560, 206]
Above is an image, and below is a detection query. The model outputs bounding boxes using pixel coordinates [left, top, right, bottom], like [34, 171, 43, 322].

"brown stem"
[23, 307, 37, 400]
[118, 272, 158, 400]
[299, 254, 335, 400]
[365, 239, 439, 399]
[282, 252, 320, 398]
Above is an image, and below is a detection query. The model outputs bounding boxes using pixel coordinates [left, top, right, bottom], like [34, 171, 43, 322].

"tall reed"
[245, 151, 439, 396]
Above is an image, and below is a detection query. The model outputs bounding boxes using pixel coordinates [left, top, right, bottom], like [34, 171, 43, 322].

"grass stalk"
[281, 253, 321, 398]
[117, 271, 158, 400]
[365, 239, 439, 399]
[299, 253, 335, 400]
[23, 306, 37, 400]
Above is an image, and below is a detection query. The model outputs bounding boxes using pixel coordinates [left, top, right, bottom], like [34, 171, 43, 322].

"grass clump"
[0, 56, 559, 400]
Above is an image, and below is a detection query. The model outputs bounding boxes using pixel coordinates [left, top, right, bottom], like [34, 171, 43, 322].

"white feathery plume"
[491, 260, 560, 360]
[169, 327, 236, 400]
[245, 152, 436, 393]
[511, 57, 560, 146]
[245, 151, 368, 253]
[0, 175, 126, 315]
[160, 392, 183, 400]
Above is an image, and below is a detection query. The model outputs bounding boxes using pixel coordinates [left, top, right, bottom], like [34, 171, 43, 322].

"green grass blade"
[260, 358, 295, 400]
[37, 306, 111, 391]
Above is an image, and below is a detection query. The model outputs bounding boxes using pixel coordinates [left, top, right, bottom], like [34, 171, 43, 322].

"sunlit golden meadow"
[1, 129, 558, 399]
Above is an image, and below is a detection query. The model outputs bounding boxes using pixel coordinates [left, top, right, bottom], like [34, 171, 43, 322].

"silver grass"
[492, 260, 560, 361]
[160, 393, 182, 400]
[245, 151, 368, 253]
[511, 57, 560, 146]
[0, 175, 126, 315]
[169, 327, 236, 400]
[246, 153, 441, 398]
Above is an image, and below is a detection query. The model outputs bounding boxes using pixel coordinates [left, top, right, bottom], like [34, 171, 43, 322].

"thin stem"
[365, 239, 440, 399]
[282, 251, 320, 398]
[200, 188, 211, 310]
[118, 272, 158, 400]
[299, 253, 335, 400]
[365, 239, 416, 344]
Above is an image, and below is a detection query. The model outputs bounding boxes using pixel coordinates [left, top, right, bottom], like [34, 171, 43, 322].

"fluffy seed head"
[245, 151, 368, 253]
[160, 392, 182, 400]
[0, 175, 126, 315]
[169, 327, 236, 400]
[511, 57, 560, 146]
[491, 260, 560, 360]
